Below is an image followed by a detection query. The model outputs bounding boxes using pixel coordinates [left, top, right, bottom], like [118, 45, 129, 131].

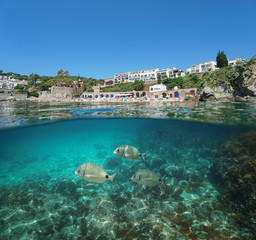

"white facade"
[157, 67, 185, 78]
[187, 61, 217, 74]
[114, 68, 159, 83]
[228, 58, 243, 66]
[113, 67, 185, 83]
[149, 84, 167, 92]
[0, 75, 12, 81]
[128, 68, 159, 82]
[114, 73, 129, 83]
[0, 79, 28, 89]
[167, 68, 185, 78]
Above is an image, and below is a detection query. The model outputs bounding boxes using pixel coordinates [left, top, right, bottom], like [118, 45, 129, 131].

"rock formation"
[200, 87, 218, 101]
[210, 131, 256, 234]
[238, 58, 256, 96]
[199, 58, 256, 102]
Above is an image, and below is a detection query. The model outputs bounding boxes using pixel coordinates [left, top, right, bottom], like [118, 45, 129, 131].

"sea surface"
[0, 101, 256, 239]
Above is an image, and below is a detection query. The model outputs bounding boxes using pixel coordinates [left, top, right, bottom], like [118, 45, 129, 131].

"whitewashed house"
[187, 61, 217, 74]
[228, 58, 243, 66]
[129, 68, 159, 82]
[149, 84, 167, 92]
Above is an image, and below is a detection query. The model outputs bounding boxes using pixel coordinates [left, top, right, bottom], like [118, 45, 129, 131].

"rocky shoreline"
[2, 58, 256, 104]
[2, 88, 256, 104]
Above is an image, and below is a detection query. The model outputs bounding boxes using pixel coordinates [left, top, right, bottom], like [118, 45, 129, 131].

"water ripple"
[0, 101, 256, 129]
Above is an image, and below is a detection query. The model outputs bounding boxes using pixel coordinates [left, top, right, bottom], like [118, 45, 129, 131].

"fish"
[75, 162, 117, 184]
[131, 170, 164, 187]
[114, 145, 147, 161]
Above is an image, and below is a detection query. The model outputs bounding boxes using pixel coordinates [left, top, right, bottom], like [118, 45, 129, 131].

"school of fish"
[75, 144, 164, 188]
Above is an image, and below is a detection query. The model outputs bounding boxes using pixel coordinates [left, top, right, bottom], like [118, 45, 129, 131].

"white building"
[149, 84, 167, 92]
[128, 68, 159, 82]
[114, 68, 159, 83]
[167, 68, 185, 78]
[113, 67, 185, 84]
[0, 75, 11, 81]
[156, 69, 168, 78]
[114, 73, 129, 83]
[187, 58, 244, 74]
[0, 79, 28, 89]
[228, 58, 243, 66]
[187, 61, 217, 74]
[157, 67, 185, 78]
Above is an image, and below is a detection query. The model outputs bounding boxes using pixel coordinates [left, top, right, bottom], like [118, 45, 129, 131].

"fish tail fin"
[141, 152, 148, 162]
[109, 172, 118, 183]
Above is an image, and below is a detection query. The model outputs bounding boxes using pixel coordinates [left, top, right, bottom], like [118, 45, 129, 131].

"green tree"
[157, 75, 162, 84]
[57, 69, 64, 78]
[14, 84, 25, 90]
[6, 72, 14, 76]
[216, 50, 228, 68]
[64, 71, 70, 77]
[29, 90, 39, 98]
[163, 77, 184, 90]
[29, 73, 40, 86]
[190, 74, 199, 83]
[134, 80, 144, 91]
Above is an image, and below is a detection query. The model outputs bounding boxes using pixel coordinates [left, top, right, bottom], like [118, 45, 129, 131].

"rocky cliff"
[199, 58, 256, 102]
[238, 58, 256, 96]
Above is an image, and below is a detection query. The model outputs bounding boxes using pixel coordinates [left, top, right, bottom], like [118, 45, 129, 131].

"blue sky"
[0, 0, 255, 79]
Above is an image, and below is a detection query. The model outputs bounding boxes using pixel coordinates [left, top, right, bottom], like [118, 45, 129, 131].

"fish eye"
[159, 179, 161, 181]
[105, 175, 109, 179]
[77, 169, 80, 174]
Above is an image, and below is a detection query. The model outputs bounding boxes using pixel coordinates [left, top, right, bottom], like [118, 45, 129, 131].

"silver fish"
[131, 170, 163, 186]
[75, 162, 117, 184]
[114, 145, 147, 161]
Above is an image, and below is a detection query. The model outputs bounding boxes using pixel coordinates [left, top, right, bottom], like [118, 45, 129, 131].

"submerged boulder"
[210, 131, 256, 226]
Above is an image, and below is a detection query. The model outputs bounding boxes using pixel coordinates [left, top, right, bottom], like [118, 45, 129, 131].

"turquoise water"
[0, 101, 256, 239]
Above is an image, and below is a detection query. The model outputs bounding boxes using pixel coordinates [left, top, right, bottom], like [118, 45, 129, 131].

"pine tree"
[216, 50, 228, 68]
[157, 75, 162, 84]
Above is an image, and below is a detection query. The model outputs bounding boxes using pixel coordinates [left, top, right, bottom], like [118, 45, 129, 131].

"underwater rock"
[104, 156, 122, 169]
[0, 168, 255, 240]
[52, 178, 77, 196]
[210, 130, 256, 234]
[178, 180, 189, 190]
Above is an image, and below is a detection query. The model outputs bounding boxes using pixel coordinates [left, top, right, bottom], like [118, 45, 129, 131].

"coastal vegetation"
[2, 69, 104, 96]
[1, 55, 256, 99]
[102, 80, 145, 92]
[159, 57, 255, 93]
